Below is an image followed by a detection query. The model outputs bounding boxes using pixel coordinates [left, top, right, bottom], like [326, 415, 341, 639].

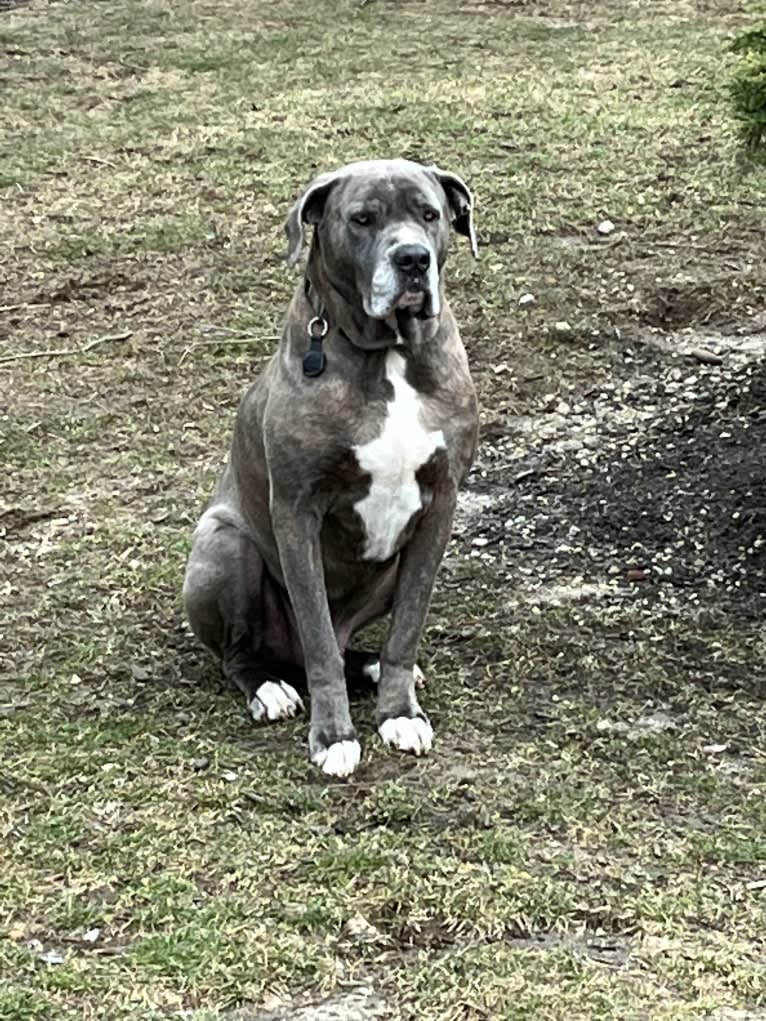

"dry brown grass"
[2, 1, 766, 1018]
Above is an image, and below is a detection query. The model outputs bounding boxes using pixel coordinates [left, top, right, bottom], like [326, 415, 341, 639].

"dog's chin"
[395, 289, 427, 314]
[404, 289, 439, 321]
[365, 290, 436, 322]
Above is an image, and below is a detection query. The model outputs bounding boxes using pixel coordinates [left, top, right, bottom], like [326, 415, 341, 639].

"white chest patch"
[353, 350, 445, 561]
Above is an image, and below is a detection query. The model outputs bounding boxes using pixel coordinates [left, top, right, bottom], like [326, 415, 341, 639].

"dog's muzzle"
[392, 243, 428, 315]
[366, 233, 440, 320]
[391, 242, 436, 317]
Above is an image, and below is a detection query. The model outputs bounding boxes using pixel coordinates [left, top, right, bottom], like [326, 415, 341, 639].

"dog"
[183, 159, 479, 777]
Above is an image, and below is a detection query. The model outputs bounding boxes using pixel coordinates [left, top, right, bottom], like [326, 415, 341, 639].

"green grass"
[2, 0, 766, 1018]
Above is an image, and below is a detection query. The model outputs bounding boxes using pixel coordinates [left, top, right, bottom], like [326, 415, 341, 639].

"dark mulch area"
[462, 350, 766, 618]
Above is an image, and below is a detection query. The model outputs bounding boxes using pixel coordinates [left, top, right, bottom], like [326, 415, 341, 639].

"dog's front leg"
[271, 503, 360, 778]
[376, 486, 458, 757]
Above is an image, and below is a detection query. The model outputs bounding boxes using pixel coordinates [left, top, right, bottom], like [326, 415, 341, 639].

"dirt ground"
[2, 1, 766, 1019]
[461, 337, 766, 616]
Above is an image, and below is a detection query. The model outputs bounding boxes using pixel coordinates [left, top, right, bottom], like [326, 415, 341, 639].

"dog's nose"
[393, 243, 431, 275]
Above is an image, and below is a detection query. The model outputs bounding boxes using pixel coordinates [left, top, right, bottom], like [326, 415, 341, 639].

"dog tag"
[303, 338, 326, 378]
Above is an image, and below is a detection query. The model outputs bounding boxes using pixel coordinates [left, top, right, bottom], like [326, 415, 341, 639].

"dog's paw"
[362, 660, 381, 684]
[311, 739, 361, 778]
[248, 680, 304, 723]
[363, 661, 426, 688]
[378, 715, 433, 756]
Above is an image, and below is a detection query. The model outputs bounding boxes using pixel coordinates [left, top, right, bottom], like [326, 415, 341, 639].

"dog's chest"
[352, 350, 445, 561]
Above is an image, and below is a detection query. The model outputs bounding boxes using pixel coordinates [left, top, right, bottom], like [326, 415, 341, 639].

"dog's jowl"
[183, 159, 479, 777]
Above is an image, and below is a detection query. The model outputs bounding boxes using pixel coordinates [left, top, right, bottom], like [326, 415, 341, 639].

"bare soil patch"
[461, 341, 766, 618]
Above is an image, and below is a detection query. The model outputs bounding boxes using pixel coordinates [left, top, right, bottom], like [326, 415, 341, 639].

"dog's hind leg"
[344, 650, 425, 689]
[223, 640, 304, 723]
[343, 649, 381, 688]
[183, 504, 304, 723]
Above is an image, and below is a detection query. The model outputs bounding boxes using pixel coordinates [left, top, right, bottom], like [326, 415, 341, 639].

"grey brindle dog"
[183, 159, 479, 778]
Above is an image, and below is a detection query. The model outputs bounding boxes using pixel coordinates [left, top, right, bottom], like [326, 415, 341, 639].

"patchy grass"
[2, 0, 766, 1018]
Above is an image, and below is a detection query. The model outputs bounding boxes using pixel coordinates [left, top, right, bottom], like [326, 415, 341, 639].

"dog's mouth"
[364, 277, 439, 322]
[394, 280, 439, 320]
[395, 288, 427, 313]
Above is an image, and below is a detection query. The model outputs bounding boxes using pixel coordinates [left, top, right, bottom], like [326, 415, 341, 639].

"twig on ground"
[197, 323, 270, 337]
[82, 155, 118, 168]
[648, 240, 723, 252]
[0, 331, 133, 365]
[193, 336, 279, 345]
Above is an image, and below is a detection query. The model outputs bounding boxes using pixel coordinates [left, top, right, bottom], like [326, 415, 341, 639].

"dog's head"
[285, 159, 477, 321]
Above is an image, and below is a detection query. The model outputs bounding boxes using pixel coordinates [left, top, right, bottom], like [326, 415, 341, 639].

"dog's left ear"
[429, 166, 478, 258]
[284, 171, 342, 265]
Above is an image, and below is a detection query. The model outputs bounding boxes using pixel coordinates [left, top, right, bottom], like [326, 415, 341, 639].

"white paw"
[378, 715, 433, 756]
[248, 680, 304, 723]
[363, 661, 425, 688]
[363, 660, 381, 684]
[311, 739, 362, 778]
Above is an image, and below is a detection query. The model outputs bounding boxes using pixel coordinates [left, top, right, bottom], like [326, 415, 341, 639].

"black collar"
[302, 274, 407, 372]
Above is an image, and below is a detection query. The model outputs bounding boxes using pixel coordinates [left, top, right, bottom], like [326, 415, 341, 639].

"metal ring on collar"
[307, 316, 328, 339]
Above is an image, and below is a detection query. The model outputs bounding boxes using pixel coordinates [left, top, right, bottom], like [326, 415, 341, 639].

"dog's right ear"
[284, 171, 342, 266]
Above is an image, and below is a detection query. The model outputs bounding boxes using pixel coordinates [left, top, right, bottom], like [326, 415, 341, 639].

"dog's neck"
[304, 246, 439, 353]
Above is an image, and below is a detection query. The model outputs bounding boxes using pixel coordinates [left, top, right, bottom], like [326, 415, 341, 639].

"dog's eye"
[423, 209, 439, 222]
[351, 213, 371, 226]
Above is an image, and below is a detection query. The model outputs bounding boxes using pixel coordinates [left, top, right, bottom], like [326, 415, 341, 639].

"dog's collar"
[303, 277, 328, 378]
[303, 274, 411, 366]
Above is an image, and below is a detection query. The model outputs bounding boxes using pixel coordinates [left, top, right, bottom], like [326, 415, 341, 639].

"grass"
[2, 0, 766, 1018]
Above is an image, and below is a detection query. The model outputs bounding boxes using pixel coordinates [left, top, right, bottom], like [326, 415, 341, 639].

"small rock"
[40, 950, 65, 966]
[552, 320, 572, 335]
[82, 928, 101, 943]
[596, 718, 628, 734]
[518, 292, 536, 307]
[702, 742, 729, 755]
[628, 713, 675, 739]
[596, 219, 615, 235]
[346, 912, 385, 943]
[191, 756, 211, 771]
[688, 347, 723, 366]
[260, 993, 286, 1012]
